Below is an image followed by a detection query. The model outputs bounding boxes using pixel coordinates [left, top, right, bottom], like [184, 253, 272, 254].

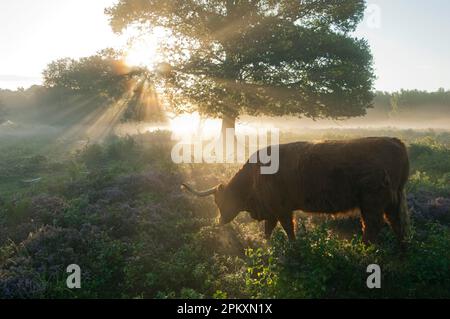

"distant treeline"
[1, 85, 449, 126]
[371, 89, 450, 120]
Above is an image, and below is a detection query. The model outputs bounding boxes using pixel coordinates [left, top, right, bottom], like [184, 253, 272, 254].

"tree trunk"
[221, 114, 236, 137]
[221, 114, 236, 162]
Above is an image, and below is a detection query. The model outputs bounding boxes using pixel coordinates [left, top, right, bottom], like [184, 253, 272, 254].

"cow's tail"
[386, 186, 410, 242]
[386, 139, 410, 245]
[385, 187, 410, 246]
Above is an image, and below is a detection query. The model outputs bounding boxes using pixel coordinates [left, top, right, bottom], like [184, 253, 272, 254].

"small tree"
[106, 0, 375, 133]
[43, 49, 132, 102]
[43, 49, 164, 122]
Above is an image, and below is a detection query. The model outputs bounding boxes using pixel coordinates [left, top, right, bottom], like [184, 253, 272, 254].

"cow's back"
[253, 137, 409, 214]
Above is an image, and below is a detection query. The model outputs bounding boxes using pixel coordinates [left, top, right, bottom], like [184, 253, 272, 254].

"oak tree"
[106, 0, 375, 133]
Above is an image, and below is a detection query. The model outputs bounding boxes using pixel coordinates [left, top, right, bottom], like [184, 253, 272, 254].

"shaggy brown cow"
[182, 137, 410, 245]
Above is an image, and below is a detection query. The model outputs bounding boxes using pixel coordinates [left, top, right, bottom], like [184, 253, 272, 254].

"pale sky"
[0, 0, 449, 92]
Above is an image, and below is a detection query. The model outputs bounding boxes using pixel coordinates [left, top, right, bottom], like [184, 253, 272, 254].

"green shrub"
[79, 144, 105, 168]
[105, 135, 137, 161]
[409, 138, 450, 177]
[408, 171, 450, 196]
[244, 222, 450, 299]
[1, 198, 32, 227]
[1, 131, 449, 299]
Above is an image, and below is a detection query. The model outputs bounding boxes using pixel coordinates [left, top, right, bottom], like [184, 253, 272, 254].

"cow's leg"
[264, 219, 278, 239]
[279, 212, 296, 241]
[360, 203, 385, 245]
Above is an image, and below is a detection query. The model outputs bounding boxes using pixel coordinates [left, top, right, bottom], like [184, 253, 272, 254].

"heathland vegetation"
[0, 126, 449, 298]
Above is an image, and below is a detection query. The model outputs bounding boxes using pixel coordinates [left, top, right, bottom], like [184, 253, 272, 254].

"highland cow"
[182, 137, 410, 245]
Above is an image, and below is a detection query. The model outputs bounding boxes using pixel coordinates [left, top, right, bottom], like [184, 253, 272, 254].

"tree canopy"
[106, 0, 375, 128]
[42, 49, 164, 122]
[43, 49, 133, 102]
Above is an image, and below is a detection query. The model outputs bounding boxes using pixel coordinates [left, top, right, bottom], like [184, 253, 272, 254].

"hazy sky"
[0, 0, 449, 92]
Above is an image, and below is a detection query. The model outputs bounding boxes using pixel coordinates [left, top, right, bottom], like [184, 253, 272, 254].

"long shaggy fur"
[218, 137, 410, 244]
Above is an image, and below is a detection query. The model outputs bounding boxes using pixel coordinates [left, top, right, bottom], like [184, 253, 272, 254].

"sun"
[160, 112, 222, 140]
[125, 39, 158, 68]
[124, 27, 168, 69]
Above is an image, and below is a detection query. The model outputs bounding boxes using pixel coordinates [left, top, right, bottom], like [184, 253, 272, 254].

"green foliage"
[407, 137, 450, 196]
[1, 131, 449, 299]
[38, 50, 165, 124]
[373, 89, 450, 119]
[43, 49, 131, 102]
[75, 135, 140, 172]
[0, 198, 32, 227]
[396, 88, 450, 110]
[245, 247, 279, 299]
[408, 171, 450, 196]
[106, 0, 375, 122]
[0, 147, 48, 181]
[79, 144, 105, 168]
[409, 137, 450, 175]
[246, 222, 450, 298]
[105, 135, 138, 161]
[213, 290, 228, 299]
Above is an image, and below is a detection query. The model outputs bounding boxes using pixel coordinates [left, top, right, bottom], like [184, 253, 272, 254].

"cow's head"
[181, 183, 241, 225]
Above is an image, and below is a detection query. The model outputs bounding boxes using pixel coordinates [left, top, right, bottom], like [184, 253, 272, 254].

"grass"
[0, 127, 449, 298]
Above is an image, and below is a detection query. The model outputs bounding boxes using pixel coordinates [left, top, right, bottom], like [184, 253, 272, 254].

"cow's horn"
[181, 183, 218, 197]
